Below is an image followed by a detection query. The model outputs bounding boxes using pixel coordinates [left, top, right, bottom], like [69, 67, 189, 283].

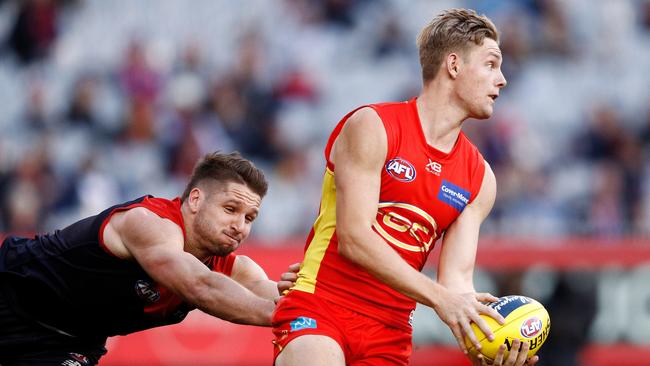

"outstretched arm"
[230, 256, 299, 298]
[230, 257, 301, 302]
[107, 207, 275, 326]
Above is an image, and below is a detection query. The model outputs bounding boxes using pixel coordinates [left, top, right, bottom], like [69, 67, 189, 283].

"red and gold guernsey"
[293, 98, 485, 332]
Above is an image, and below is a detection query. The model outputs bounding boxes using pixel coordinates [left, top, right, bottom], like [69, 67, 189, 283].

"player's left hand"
[471, 339, 539, 366]
[276, 262, 301, 299]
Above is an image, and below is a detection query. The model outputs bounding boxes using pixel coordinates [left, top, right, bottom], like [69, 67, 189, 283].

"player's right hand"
[473, 340, 539, 366]
[276, 262, 301, 297]
[432, 290, 505, 354]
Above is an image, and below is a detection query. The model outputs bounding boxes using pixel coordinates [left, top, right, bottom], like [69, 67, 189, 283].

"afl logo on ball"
[520, 316, 543, 338]
[135, 279, 161, 303]
[386, 157, 416, 182]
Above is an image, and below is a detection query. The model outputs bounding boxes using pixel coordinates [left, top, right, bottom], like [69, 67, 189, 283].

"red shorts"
[271, 290, 412, 365]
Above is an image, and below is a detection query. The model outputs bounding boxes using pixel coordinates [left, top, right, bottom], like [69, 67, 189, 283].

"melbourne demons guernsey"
[293, 98, 485, 331]
[0, 196, 236, 337]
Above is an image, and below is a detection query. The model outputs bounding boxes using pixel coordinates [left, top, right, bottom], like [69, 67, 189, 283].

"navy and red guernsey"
[0, 196, 236, 338]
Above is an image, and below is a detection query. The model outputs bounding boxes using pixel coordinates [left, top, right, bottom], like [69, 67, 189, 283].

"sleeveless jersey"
[0, 196, 236, 337]
[292, 98, 485, 331]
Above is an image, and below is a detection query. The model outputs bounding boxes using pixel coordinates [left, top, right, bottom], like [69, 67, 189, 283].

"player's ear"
[446, 53, 460, 79]
[187, 187, 202, 213]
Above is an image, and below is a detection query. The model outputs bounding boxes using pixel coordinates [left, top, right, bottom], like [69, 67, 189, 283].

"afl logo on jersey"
[386, 157, 416, 182]
[135, 279, 160, 303]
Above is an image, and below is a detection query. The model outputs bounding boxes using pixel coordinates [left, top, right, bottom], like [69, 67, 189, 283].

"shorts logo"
[290, 316, 317, 332]
[385, 157, 416, 182]
[520, 316, 543, 338]
[135, 279, 160, 303]
[437, 180, 471, 211]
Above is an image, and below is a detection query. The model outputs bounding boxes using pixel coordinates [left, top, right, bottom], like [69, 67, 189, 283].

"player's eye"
[224, 206, 235, 213]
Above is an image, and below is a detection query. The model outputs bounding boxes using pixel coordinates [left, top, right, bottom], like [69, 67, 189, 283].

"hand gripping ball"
[465, 295, 550, 362]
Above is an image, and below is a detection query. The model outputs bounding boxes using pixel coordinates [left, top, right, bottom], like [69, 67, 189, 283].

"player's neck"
[180, 204, 211, 262]
[416, 85, 467, 153]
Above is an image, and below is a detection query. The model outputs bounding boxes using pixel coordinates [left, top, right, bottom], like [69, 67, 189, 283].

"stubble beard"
[194, 213, 238, 258]
[212, 245, 236, 257]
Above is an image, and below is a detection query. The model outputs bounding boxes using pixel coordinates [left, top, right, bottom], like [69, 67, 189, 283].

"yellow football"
[465, 295, 551, 362]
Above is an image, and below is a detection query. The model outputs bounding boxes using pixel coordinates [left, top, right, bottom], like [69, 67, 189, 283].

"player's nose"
[496, 69, 507, 88]
[230, 215, 246, 233]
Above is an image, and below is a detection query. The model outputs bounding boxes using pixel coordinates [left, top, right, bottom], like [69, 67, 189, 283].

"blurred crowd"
[0, 0, 649, 241]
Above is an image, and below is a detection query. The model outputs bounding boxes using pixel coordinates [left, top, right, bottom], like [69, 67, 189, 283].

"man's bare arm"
[109, 207, 275, 326]
[437, 163, 504, 351]
[230, 257, 301, 301]
[230, 255, 277, 300]
[333, 108, 445, 307]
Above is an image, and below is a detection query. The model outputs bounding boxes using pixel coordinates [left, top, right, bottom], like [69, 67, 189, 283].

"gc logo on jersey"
[373, 202, 438, 253]
[385, 157, 416, 182]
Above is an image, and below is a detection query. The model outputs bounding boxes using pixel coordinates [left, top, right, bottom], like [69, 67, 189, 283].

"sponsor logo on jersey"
[425, 159, 442, 175]
[135, 279, 161, 303]
[520, 316, 543, 338]
[290, 316, 317, 332]
[437, 180, 471, 211]
[385, 157, 416, 182]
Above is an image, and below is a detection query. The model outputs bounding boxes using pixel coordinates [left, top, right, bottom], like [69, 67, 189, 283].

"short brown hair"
[417, 8, 499, 82]
[181, 151, 268, 201]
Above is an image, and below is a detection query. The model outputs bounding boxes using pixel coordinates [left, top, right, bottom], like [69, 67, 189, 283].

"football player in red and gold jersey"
[272, 8, 539, 366]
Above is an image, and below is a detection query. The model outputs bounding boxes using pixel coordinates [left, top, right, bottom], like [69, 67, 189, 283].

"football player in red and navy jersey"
[272, 9, 539, 366]
[0, 151, 298, 365]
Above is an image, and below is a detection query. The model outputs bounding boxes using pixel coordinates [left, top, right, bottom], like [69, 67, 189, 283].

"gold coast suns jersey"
[293, 98, 486, 331]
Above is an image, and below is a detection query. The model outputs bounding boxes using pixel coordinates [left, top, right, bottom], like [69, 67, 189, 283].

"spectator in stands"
[573, 103, 627, 162]
[64, 74, 102, 129]
[119, 39, 162, 104]
[20, 78, 51, 132]
[6, 0, 59, 64]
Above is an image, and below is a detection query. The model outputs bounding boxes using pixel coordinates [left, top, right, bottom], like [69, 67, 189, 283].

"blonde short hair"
[417, 8, 499, 82]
